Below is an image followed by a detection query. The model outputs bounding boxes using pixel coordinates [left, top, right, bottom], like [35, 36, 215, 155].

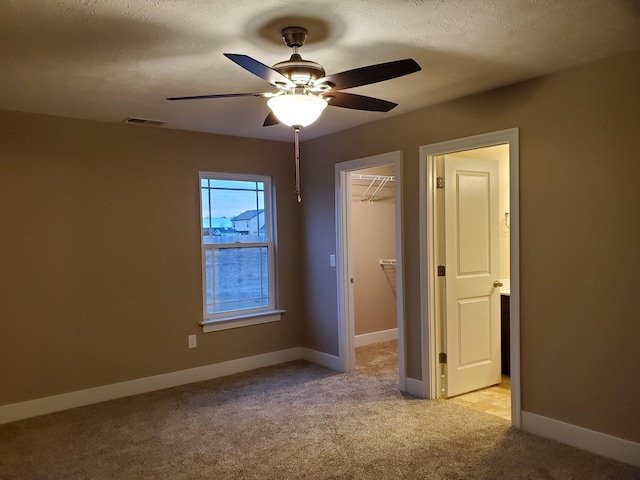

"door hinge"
[437, 265, 446, 276]
[436, 177, 445, 189]
[439, 352, 447, 364]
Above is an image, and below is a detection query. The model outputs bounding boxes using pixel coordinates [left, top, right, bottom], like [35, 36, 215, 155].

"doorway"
[335, 151, 406, 389]
[440, 147, 511, 420]
[419, 129, 521, 427]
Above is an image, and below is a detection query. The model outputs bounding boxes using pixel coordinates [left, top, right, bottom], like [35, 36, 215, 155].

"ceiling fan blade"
[316, 58, 421, 91]
[224, 53, 295, 88]
[263, 111, 280, 127]
[325, 92, 398, 112]
[167, 92, 270, 101]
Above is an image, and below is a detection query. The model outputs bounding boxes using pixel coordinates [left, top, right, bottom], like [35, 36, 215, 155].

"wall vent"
[125, 117, 167, 127]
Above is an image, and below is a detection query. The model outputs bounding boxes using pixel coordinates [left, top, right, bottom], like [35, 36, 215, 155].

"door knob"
[493, 280, 504, 288]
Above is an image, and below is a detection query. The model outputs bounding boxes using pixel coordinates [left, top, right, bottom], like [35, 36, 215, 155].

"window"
[199, 172, 281, 331]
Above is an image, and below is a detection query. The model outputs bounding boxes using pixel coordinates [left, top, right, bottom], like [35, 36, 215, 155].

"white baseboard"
[521, 411, 640, 467]
[302, 348, 344, 372]
[0, 347, 303, 425]
[354, 328, 398, 347]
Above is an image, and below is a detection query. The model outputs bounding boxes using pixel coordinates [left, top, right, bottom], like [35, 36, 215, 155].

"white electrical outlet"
[188, 334, 197, 349]
[329, 254, 336, 267]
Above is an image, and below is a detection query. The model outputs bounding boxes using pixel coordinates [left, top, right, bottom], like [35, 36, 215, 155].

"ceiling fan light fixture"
[267, 93, 327, 128]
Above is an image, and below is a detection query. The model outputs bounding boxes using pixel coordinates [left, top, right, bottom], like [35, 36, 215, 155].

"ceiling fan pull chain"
[294, 127, 302, 203]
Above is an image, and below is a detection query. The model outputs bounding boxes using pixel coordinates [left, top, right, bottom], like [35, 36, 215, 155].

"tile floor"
[356, 341, 512, 421]
[449, 376, 511, 421]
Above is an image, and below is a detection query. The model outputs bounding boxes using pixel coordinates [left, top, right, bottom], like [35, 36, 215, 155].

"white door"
[443, 155, 501, 397]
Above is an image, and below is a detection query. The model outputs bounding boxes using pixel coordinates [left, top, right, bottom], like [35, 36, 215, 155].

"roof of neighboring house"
[231, 209, 264, 221]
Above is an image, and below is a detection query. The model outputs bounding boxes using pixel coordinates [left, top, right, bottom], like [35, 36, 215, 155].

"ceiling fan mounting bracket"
[281, 27, 308, 49]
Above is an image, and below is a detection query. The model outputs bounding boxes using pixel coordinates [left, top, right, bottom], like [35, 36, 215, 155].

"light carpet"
[0, 340, 638, 479]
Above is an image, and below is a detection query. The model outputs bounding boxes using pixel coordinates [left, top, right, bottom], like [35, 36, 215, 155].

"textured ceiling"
[1, 0, 639, 142]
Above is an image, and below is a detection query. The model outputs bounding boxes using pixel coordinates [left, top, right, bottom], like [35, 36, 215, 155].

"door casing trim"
[419, 128, 521, 428]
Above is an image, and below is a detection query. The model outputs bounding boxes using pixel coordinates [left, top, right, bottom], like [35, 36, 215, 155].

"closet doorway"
[335, 151, 406, 389]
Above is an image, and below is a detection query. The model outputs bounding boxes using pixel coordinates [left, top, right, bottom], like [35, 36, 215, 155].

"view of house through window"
[200, 173, 275, 321]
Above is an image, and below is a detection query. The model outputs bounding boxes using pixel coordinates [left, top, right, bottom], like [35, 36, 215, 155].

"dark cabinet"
[501, 295, 510, 376]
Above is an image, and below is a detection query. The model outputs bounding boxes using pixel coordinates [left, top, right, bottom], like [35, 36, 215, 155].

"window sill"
[200, 310, 285, 333]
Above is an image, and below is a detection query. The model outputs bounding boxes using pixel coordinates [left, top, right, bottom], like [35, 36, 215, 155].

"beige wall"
[351, 166, 397, 336]
[301, 49, 640, 442]
[1, 49, 638, 444]
[0, 112, 302, 405]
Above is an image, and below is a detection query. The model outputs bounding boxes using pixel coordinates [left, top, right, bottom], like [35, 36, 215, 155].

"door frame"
[419, 128, 521, 427]
[335, 151, 406, 390]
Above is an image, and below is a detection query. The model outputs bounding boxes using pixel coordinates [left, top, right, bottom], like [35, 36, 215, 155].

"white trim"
[201, 310, 284, 332]
[419, 142, 440, 400]
[335, 151, 406, 391]
[507, 134, 521, 428]
[301, 348, 344, 372]
[335, 167, 354, 373]
[419, 129, 521, 428]
[354, 328, 398, 347]
[393, 156, 407, 393]
[522, 411, 640, 467]
[404, 376, 428, 398]
[0, 347, 302, 425]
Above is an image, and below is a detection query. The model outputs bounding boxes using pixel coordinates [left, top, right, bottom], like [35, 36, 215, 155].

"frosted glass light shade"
[267, 94, 327, 127]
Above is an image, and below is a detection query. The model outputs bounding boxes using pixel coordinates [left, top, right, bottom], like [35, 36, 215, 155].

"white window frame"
[199, 172, 283, 333]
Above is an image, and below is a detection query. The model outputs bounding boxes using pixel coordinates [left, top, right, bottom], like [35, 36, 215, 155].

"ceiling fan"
[167, 26, 421, 201]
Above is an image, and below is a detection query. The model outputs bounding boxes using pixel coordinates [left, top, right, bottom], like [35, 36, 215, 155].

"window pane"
[202, 179, 266, 244]
[201, 186, 212, 240]
[204, 247, 270, 315]
[208, 179, 264, 191]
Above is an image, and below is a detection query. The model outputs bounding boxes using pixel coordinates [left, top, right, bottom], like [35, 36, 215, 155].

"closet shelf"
[351, 173, 395, 203]
[379, 259, 396, 266]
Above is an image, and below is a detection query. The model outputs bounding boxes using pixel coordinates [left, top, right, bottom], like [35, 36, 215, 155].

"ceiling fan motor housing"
[272, 27, 326, 87]
[273, 54, 326, 87]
